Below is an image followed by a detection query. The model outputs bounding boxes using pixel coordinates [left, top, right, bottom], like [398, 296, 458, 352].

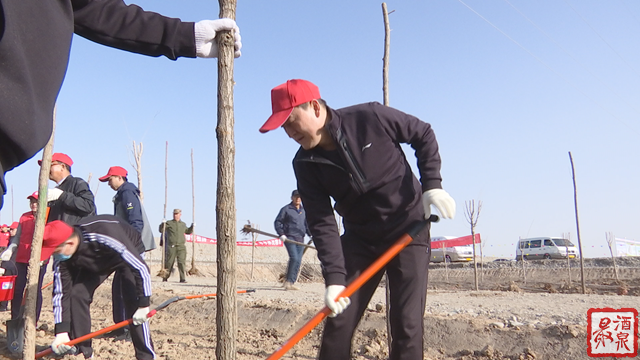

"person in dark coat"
[260, 79, 456, 360]
[47, 216, 155, 359]
[0, 0, 242, 210]
[274, 189, 311, 290]
[39, 153, 96, 225]
[99, 165, 156, 340]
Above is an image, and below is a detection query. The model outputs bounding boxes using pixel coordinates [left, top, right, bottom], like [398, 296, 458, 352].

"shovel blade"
[6, 317, 24, 354]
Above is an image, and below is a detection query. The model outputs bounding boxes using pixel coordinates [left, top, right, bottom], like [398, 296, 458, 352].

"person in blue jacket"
[274, 190, 311, 290]
[100, 165, 155, 340]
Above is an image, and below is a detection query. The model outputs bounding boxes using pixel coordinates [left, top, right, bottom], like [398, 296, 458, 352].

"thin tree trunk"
[568, 152, 586, 294]
[382, 2, 391, 106]
[251, 224, 257, 281]
[442, 242, 448, 281]
[564, 232, 572, 284]
[131, 141, 144, 202]
[22, 105, 56, 360]
[381, 3, 394, 354]
[188, 149, 201, 276]
[158, 142, 169, 278]
[472, 230, 479, 291]
[606, 232, 620, 283]
[520, 237, 527, 285]
[479, 237, 484, 284]
[216, 1, 237, 359]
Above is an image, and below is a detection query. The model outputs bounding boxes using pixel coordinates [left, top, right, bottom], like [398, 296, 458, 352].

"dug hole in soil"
[1, 248, 639, 360]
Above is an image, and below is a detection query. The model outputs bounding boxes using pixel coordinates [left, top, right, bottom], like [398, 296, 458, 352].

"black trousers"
[12, 261, 46, 321]
[112, 269, 127, 325]
[70, 266, 155, 360]
[318, 223, 430, 360]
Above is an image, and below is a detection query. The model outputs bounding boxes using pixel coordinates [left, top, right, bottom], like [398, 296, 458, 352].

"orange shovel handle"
[34, 289, 255, 359]
[266, 218, 432, 360]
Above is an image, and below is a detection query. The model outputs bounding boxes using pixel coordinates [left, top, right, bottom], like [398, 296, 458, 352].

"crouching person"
[45, 215, 155, 359]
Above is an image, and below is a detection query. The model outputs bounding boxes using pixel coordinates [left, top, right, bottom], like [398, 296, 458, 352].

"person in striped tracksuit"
[46, 215, 155, 359]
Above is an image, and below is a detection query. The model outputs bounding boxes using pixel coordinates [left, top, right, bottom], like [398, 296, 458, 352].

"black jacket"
[53, 215, 150, 334]
[293, 102, 443, 285]
[0, 0, 197, 207]
[48, 175, 96, 225]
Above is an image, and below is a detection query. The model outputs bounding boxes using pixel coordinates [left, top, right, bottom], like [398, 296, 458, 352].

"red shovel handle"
[34, 318, 137, 359]
[34, 289, 255, 359]
[266, 219, 431, 360]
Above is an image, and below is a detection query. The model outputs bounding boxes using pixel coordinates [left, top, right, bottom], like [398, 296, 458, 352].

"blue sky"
[2, 0, 639, 259]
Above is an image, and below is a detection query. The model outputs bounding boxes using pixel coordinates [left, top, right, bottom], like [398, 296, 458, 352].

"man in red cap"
[99, 166, 155, 339]
[46, 216, 155, 359]
[9, 222, 19, 238]
[0, 191, 48, 320]
[40, 153, 96, 225]
[260, 79, 456, 360]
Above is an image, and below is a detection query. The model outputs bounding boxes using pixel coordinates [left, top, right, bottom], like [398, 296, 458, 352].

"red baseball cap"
[10, 222, 18, 229]
[259, 79, 321, 133]
[43, 220, 74, 249]
[99, 166, 128, 182]
[1, 224, 7, 229]
[27, 191, 39, 200]
[38, 153, 73, 167]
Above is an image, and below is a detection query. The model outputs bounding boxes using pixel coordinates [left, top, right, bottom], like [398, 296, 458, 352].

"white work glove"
[0, 268, 5, 276]
[0, 243, 16, 261]
[279, 235, 287, 243]
[47, 188, 63, 202]
[132, 306, 151, 325]
[51, 332, 74, 355]
[195, 19, 242, 58]
[325, 285, 351, 318]
[422, 189, 456, 219]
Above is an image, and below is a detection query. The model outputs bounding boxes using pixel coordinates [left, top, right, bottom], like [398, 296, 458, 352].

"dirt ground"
[1, 258, 639, 360]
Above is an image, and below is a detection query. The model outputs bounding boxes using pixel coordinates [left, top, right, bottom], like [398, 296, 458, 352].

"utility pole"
[568, 152, 586, 294]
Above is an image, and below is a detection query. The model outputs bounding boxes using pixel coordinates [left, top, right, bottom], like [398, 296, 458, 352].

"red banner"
[431, 234, 481, 248]
[185, 234, 283, 247]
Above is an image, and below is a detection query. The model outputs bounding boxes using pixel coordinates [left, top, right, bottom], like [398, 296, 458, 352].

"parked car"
[431, 236, 474, 263]
[515, 237, 578, 260]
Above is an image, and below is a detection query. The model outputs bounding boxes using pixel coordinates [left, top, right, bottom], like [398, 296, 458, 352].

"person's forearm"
[73, 0, 196, 59]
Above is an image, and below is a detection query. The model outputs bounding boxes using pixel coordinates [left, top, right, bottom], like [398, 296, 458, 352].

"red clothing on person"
[15, 211, 55, 263]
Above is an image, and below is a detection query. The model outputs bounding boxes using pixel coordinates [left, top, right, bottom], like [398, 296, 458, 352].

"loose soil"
[1, 257, 638, 360]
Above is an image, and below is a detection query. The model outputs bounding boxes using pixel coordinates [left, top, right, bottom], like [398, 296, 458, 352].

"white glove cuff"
[194, 22, 211, 57]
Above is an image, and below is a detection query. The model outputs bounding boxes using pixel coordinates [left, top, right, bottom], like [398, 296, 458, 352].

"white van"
[515, 237, 578, 260]
[431, 236, 474, 263]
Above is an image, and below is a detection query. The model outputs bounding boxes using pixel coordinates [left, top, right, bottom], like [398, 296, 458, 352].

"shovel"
[240, 224, 316, 250]
[35, 289, 255, 359]
[6, 310, 25, 354]
[266, 216, 437, 360]
[7, 278, 54, 354]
